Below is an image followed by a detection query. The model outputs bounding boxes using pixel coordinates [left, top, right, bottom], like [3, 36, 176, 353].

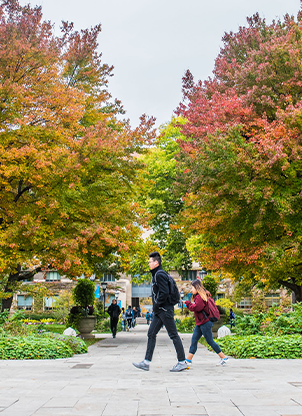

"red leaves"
[176, 9, 302, 286]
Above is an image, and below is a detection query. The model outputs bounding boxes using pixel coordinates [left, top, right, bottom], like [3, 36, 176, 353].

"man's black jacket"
[151, 266, 173, 314]
[107, 303, 121, 319]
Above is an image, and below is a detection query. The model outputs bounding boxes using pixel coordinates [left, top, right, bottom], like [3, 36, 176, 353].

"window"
[101, 274, 115, 282]
[238, 297, 252, 309]
[182, 270, 197, 281]
[46, 271, 61, 282]
[132, 282, 152, 297]
[265, 295, 280, 307]
[17, 295, 33, 310]
[44, 296, 59, 310]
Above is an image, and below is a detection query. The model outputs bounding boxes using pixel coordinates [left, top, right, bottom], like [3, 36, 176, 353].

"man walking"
[107, 299, 121, 338]
[132, 251, 188, 372]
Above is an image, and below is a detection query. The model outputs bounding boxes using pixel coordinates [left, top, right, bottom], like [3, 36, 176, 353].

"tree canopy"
[177, 10, 302, 301]
[137, 118, 192, 277]
[0, 0, 155, 309]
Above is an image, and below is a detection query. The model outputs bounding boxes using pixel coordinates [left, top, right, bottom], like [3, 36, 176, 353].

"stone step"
[135, 317, 148, 324]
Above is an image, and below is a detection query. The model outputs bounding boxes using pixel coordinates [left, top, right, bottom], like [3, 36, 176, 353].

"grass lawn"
[84, 338, 103, 347]
[44, 324, 66, 334]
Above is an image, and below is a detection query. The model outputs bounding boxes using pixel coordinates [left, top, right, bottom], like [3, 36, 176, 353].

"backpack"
[154, 271, 180, 306]
[202, 297, 220, 322]
[126, 309, 132, 318]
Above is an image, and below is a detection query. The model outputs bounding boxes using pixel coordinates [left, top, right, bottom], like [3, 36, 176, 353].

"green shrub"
[232, 313, 264, 335]
[175, 316, 195, 333]
[73, 279, 95, 309]
[0, 310, 9, 324]
[0, 336, 73, 360]
[232, 303, 302, 336]
[212, 334, 302, 359]
[43, 333, 87, 354]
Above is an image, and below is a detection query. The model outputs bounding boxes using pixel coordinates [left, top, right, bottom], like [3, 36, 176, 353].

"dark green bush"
[212, 334, 302, 359]
[0, 336, 73, 360]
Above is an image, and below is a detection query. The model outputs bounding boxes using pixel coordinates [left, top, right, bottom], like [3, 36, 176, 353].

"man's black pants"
[110, 317, 119, 336]
[144, 308, 185, 362]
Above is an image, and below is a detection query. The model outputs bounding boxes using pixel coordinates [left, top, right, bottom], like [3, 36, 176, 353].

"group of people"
[132, 251, 228, 372]
[122, 305, 139, 331]
[109, 250, 228, 372]
[107, 302, 142, 336]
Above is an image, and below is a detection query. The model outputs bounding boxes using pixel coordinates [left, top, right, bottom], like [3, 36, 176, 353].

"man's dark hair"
[149, 251, 161, 266]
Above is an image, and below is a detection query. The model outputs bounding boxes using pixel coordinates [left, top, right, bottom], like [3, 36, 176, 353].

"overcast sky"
[20, 0, 301, 129]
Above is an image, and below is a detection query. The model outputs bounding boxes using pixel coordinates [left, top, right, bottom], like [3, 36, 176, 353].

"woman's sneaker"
[217, 357, 228, 366]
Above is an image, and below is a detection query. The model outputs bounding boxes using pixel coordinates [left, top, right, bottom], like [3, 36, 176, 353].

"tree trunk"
[1, 287, 13, 312]
[278, 279, 302, 303]
[1, 266, 41, 312]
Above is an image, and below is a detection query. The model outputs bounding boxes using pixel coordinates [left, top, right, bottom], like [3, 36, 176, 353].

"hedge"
[212, 334, 302, 359]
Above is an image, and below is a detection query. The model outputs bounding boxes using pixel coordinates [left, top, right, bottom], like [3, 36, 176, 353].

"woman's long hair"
[191, 279, 208, 302]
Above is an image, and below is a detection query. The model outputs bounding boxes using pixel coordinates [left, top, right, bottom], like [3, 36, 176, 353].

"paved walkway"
[1, 324, 302, 416]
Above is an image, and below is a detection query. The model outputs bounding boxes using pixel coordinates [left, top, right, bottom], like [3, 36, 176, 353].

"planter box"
[78, 316, 96, 338]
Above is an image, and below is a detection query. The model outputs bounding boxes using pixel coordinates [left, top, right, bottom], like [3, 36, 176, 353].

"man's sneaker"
[170, 361, 189, 372]
[132, 361, 149, 371]
[217, 357, 228, 366]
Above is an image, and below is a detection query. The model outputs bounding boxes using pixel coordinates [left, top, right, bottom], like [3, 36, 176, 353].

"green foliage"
[215, 298, 235, 310]
[53, 290, 74, 323]
[43, 333, 87, 354]
[73, 279, 95, 308]
[232, 313, 264, 335]
[215, 335, 302, 359]
[232, 303, 302, 336]
[202, 274, 218, 298]
[65, 309, 82, 331]
[175, 316, 195, 333]
[251, 288, 267, 314]
[0, 310, 9, 325]
[138, 117, 193, 275]
[95, 318, 122, 333]
[0, 335, 74, 360]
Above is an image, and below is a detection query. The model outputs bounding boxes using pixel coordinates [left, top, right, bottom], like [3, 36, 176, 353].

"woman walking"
[185, 279, 228, 366]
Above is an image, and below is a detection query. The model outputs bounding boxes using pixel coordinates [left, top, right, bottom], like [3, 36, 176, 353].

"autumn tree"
[0, 0, 154, 310]
[177, 9, 302, 301]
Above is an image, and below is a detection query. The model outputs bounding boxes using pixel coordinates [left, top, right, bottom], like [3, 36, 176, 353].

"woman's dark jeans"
[145, 307, 185, 362]
[189, 320, 222, 355]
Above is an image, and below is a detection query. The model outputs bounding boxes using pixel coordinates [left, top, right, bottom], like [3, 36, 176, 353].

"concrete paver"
[1, 324, 302, 415]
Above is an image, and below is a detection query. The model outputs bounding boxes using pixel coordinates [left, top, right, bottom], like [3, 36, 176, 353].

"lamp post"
[180, 290, 184, 313]
[100, 281, 107, 315]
